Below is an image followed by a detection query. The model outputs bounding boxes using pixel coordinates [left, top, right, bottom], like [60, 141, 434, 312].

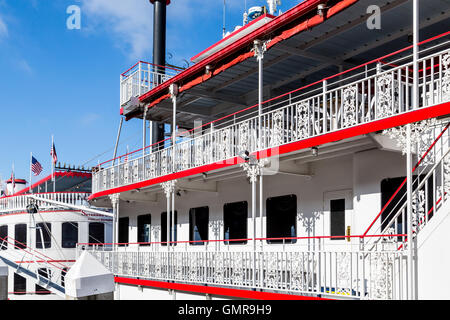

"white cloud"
[80, 0, 154, 60]
[17, 59, 32, 74]
[0, 15, 8, 38]
[81, 113, 100, 126]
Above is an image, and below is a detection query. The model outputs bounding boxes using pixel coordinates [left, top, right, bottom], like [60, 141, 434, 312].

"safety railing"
[0, 236, 67, 296]
[0, 192, 90, 215]
[120, 61, 183, 106]
[94, 34, 450, 194]
[363, 120, 450, 249]
[80, 234, 408, 300]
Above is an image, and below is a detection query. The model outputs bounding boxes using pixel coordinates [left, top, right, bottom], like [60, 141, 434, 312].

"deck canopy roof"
[123, 0, 450, 130]
[12, 170, 92, 195]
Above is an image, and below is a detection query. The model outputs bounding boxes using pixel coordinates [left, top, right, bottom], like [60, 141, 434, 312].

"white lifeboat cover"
[65, 251, 114, 298]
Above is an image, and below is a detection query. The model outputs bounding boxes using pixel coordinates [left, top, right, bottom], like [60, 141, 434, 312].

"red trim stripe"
[114, 277, 329, 300]
[90, 102, 450, 200]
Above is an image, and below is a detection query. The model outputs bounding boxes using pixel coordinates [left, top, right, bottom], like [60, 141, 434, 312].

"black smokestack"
[150, 0, 168, 148]
[152, 0, 167, 73]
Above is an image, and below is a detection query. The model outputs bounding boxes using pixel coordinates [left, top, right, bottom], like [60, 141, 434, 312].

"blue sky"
[0, 0, 296, 184]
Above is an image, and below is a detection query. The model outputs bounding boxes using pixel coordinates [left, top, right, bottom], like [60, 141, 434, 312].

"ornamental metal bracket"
[161, 180, 177, 198]
[382, 118, 437, 158]
[240, 158, 267, 183]
[253, 39, 267, 62]
[109, 193, 120, 206]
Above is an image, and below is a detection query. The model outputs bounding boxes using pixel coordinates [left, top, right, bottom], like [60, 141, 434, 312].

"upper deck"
[92, 33, 450, 198]
[96, 0, 450, 199]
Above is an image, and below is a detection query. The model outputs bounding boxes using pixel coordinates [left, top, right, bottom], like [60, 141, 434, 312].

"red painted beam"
[114, 277, 329, 300]
[90, 101, 450, 200]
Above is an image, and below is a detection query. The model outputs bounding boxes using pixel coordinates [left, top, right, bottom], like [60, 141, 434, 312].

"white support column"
[161, 181, 176, 251]
[241, 158, 264, 288]
[406, 123, 413, 300]
[254, 40, 266, 150]
[109, 194, 120, 251]
[410, 0, 419, 301]
[254, 39, 266, 268]
[171, 189, 175, 251]
[143, 106, 149, 158]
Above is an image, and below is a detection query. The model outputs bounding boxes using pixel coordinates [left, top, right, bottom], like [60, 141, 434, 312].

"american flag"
[31, 156, 43, 176]
[51, 142, 57, 164]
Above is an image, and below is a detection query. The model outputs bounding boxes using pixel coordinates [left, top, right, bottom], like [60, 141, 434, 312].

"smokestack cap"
[149, 0, 171, 5]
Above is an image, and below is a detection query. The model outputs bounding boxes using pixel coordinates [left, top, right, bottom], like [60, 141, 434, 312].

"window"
[189, 207, 209, 246]
[14, 224, 27, 249]
[330, 199, 345, 240]
[381, 176, 433, 234]
[35, 268, 51, 295]
[224, 201, 248, 245]
[36, 223, 51, 249]
[161, 211, 177, 246]
[14, 273, 26, 295]
[61, 268, 68, 288]
[266, 195, 297, 244]
[137, 214, 151, 246]
[62, 222, 78, 248]
[0, 225, 7, 250]
[118, 217, 129, 246]
[88, 223, 105, 245]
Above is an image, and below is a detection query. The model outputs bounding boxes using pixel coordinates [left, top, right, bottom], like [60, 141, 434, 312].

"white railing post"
[323, 79, 327, 134]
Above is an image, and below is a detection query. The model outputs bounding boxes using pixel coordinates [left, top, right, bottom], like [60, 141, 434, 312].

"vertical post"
[323, 80, 327, 133]
[167, 193, 170, 253]
[406, 124, 413, 300]
[255, 40, 264, 150]
[252, 176, 256, 288]
[260, 175, 263, 246]
[409, 0, 419, 301]
[171, 189, 175, 253]
[143, 106, 148, 158]
[112, 118, 124, 166]
[29, 152, 32, 250]
[170, 84, 178, 173]
[0, 259, 7, 301]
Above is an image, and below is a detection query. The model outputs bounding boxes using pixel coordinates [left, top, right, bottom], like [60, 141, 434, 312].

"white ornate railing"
[83, 246, 408, 300]
[359, 118, 450, 251]
[120, 61, 182, 106]
[94, 41, 450, 194]
[0, 192, 90, 215]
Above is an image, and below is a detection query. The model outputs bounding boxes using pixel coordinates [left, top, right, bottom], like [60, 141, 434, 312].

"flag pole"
[52, 135, 56, 192]
[12, 162, 15, 194]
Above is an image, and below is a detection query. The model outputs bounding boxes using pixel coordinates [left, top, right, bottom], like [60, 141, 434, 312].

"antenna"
[222, 0, 226, 38]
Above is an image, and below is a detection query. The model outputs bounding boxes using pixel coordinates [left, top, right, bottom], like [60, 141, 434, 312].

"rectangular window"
[61, 268, 68, 288]
[118, 217, 129, 247]
[330, 199, 345, 240]
[137, 214, 151, 246]
[62, 222, 78, 248]
[14, 224, 27, 249]
[0, 225, 7, 250]
[88, 223, 105, 245]
[224, 201, 248, 245]
[36, 223, 51, 249]
[14, 273, 26, 295]
[189, 206, 209, 246]
[161, 211, 177, 246]
[35, 268, 51, 295]
[266, 195, 297, 244]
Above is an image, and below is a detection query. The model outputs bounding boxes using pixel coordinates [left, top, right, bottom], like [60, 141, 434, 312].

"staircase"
[0, 236, 67, 297]
[363, 119, 450, 249]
